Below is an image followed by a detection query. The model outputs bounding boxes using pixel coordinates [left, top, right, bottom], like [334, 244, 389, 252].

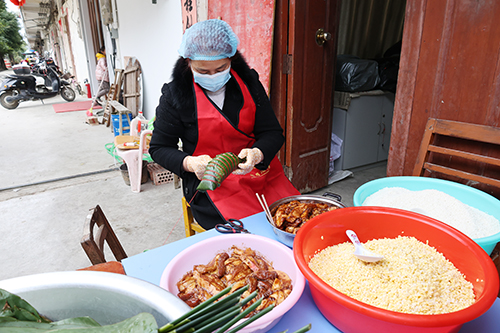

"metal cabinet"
[332, 91, 395, 170]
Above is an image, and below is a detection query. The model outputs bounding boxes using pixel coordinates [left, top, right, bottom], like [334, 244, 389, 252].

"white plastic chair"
[115, 128, 152, 193]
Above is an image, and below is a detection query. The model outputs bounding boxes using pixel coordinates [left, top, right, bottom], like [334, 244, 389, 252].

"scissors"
[215, 218, 250, 234]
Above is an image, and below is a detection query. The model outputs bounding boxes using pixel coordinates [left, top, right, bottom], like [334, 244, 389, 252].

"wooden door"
[271, 0, 341, 193]
[123, 57, 143, 117]
[86, 0, 105, 56]
[388, 0, 500, 198]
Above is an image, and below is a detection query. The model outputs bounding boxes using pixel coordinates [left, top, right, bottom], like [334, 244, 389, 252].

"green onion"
[188, 285, 249, 321]
[225, 303, 275, 333]
[211, 297, 264, 333]
[159, 285, 234, 332]
[290, 324, 312, 333]
[174, 303, 240, 333]
[192, 299, 240, 327]
[238, 290, 258, 307]
[191, 308, 241, 333]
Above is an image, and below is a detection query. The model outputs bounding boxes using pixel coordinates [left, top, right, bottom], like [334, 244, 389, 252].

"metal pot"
[0, 271, 190, 327]
[267, 192, 346, 248]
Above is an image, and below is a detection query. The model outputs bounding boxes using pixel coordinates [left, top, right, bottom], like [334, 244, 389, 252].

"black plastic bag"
[335, 55, 380, 92]
[375, 41, 401, 93]
[376, 56, 399, 93]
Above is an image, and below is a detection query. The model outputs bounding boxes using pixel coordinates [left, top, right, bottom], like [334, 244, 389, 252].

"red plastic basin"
[293, 206, 499, 333]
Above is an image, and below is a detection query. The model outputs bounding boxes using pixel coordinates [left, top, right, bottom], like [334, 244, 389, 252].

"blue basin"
[353, 176, 500, 254]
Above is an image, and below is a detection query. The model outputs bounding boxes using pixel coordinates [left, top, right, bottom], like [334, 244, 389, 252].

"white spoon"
[346, 230, 384, 263]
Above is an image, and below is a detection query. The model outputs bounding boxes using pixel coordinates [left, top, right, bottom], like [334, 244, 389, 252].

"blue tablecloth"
[122, 212, 500, 332]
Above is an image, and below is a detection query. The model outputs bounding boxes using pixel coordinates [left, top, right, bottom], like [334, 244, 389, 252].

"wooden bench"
[108, 100, 132, 136]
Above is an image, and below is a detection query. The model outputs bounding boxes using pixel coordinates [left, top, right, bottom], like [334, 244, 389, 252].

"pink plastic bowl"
[294, 206, 499, 333]
[160, 234, 305, 333]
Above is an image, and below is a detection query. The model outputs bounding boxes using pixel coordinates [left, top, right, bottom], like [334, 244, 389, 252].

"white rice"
[362, 187, 500, 239]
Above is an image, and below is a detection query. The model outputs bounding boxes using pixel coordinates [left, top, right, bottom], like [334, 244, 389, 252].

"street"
[0, 76, 185, 280]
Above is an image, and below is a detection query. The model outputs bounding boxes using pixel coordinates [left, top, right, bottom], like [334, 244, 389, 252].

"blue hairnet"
[178, 19, 239, 61]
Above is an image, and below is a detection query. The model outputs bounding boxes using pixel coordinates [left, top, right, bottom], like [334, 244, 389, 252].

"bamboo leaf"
[0, 316, 101, 329]
[0, 289, 50, 324]
[0, 312, 157, 332]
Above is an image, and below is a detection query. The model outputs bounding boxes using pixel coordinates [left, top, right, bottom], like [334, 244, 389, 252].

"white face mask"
[192, 66, 231, 92]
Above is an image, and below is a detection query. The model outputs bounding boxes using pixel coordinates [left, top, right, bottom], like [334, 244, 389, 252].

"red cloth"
[78, 261, 125, 275]
[10, 0, 25, 6]
[193, 70, 299, 220]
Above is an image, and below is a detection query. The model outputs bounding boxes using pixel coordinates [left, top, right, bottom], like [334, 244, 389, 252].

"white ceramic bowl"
[160, 234, 306, 333]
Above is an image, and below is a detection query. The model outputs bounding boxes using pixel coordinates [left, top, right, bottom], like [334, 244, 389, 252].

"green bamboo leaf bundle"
[197, 152, 245, 192]
[0, 312, 157, 332]
[0, 288, 51, 324]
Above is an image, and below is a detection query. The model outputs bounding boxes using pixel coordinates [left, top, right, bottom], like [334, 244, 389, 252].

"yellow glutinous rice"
[308, 236, 475, 314]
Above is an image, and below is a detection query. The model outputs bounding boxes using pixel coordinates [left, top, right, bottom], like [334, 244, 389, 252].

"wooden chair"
[182, 197, 206, 237]
[413, 118, 500, 188]
[81, 205, 128, 265]
[413, 117, 500, 296]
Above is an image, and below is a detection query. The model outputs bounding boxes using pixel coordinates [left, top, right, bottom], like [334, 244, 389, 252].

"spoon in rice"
[346, 230, 384, 263]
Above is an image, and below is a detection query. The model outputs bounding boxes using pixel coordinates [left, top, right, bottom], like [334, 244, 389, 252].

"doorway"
[271, 0, 406, 193]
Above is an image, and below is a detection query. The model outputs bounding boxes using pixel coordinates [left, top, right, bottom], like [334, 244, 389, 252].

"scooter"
[0, 59, 76, 110]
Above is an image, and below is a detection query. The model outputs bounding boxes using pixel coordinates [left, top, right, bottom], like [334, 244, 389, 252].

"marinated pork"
[176, 246, 292, 315]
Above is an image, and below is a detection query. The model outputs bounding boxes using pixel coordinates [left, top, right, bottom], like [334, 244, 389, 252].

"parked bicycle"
[62, 72, 85, 96]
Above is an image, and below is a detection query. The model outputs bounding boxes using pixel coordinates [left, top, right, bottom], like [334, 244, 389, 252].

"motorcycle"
[0, 59, 76, 110]
[32, 57, 84, 96]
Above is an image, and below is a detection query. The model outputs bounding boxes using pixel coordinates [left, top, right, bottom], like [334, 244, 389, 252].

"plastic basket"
[147, 163, 174, 185]
[111, 113, 133, 136]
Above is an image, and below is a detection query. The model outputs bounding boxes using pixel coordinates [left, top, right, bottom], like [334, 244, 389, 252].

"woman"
[150, 19, 299, 229]
[93, 46, 109, 107]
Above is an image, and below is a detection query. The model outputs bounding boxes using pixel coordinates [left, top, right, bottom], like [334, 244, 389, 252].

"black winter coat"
[149, 52, 285, 228]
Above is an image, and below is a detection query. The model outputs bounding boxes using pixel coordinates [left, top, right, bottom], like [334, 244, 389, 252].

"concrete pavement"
[0, 74, 386, 281]
[0, 86, 186, 281]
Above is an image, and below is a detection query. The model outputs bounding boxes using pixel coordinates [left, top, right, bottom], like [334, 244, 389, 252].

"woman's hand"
[233, 148, 264, 175]
[183, 155, 212, 180]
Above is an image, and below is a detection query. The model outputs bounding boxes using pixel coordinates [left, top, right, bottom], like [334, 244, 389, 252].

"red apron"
[192, 69, 299, 220]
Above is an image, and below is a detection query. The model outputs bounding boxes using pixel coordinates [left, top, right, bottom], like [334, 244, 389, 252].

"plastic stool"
[115, 130, 152, 193]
